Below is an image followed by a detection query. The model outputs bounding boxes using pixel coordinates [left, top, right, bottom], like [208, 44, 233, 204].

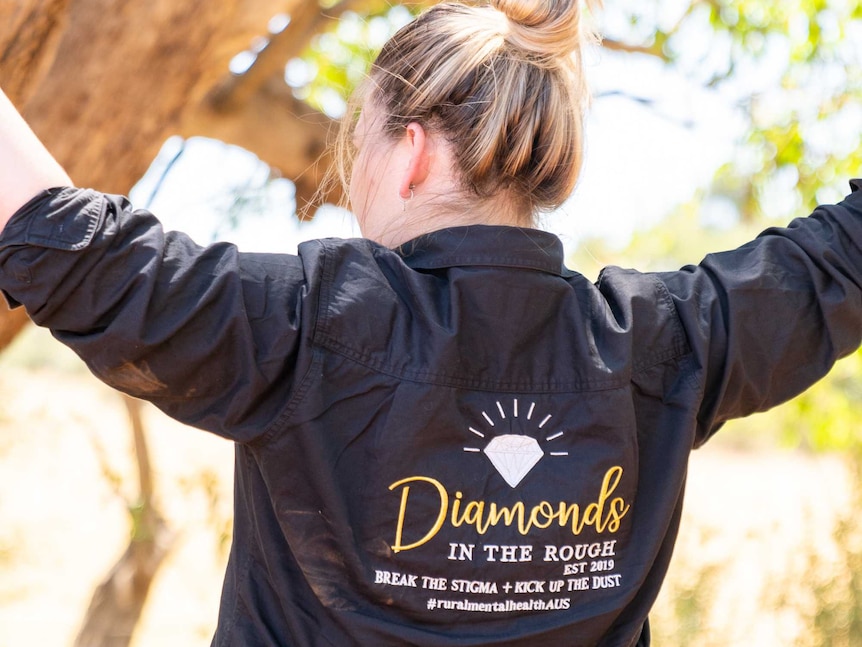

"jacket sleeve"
[658, 182, 862, 445]
[0, 187, 316, 443]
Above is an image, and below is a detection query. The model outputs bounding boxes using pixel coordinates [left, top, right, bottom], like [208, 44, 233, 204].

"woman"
[1, 1, 862, 645]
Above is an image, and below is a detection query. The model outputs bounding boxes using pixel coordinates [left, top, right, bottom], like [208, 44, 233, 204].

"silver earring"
[401, 186, 415, 213]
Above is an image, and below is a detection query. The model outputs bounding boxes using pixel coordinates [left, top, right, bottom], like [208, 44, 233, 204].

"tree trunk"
[73, 396, 175, 647]
[21, 0, 288, 195]
[72, 522, 173, 647]
[0, 0, 70, 104]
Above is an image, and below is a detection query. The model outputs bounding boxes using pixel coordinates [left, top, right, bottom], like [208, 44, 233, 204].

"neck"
[367, 195, 534, 248]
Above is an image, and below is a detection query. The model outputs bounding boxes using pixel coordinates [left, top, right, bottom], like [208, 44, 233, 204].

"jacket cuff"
[0, 187, 106, 309]
[0, 187, 105, 252]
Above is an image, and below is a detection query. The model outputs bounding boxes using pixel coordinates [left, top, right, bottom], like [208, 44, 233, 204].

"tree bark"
[0, 0, 70, 105]
[21, 0, 288, 195]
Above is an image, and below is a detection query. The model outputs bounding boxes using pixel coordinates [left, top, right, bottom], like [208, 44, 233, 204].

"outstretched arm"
[0, 87, 72, 228]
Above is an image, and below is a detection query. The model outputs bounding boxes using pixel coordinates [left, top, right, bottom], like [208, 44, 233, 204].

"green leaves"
[603, 0, 862, 223]
[289, 3, 421, 117]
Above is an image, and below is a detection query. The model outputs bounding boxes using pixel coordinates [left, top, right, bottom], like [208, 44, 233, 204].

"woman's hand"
[0, 87, 73, 229]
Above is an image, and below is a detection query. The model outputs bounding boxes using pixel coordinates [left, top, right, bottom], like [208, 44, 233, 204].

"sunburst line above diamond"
[468, 427, 485, 438]
[496, 401, 506, 419]
[546, 431, 564, 441]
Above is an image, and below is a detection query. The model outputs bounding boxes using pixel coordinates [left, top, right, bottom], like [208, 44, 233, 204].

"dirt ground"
[0, 327, 851, 646]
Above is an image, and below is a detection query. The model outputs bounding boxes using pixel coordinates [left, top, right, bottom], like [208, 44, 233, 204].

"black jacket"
[3, 185, 862, 646]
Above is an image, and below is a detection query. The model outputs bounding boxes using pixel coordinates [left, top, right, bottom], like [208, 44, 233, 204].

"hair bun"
[490, 0, 596, 62]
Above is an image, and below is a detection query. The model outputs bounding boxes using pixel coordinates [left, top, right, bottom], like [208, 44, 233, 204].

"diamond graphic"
[483, 435, 544, 488]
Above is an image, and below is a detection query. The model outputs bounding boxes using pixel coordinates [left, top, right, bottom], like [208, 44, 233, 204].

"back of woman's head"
[341, 0, 600, 220]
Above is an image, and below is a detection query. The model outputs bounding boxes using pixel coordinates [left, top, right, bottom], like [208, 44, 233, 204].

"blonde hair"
[336, 0, 600, 221]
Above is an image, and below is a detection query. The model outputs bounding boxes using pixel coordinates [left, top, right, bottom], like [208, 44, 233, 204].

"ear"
[399, 122, 430, 199]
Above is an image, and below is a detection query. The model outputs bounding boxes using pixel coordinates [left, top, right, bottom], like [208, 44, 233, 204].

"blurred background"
[3, 0, 862, 645]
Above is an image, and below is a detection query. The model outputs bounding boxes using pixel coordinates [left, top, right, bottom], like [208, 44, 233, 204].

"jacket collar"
[394, 225, 572, 277]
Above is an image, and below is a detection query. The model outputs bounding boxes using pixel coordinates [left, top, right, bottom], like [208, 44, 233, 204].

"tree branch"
[184, 74, 340, 212]
[601, 36, 668, 60]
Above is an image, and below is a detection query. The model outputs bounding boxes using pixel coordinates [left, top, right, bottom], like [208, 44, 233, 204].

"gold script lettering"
[389, 476, 448, 553]
[388, 467, 631, 553]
